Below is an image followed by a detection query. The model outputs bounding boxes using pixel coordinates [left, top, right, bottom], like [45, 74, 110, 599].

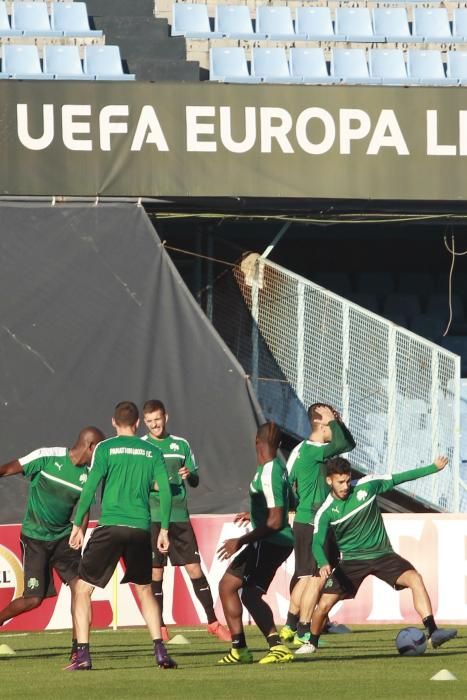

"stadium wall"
[1, 514, 466, 630]
[3, 82, 467, 200]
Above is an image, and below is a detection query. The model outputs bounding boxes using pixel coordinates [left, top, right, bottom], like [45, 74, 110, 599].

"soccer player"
[67, 401, 177, 671]
[0, 426, 105, 661]
[305, 455, 457, 653]
[142, 399, 230, 642]
[280, 403, 355, 648]
[216, 421, 294, 665]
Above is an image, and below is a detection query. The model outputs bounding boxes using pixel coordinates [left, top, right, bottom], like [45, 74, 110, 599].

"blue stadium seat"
[383, 293, 421, 323]
[447, 50, 467, 85]
[349, 291, 380, 314]
[214, 6, 261, 39]
[43, 45, 89, 80]
[311, 271, 353, 297]
[426, 293, 465, 323]
[453, 9, 467, 41]
[251, 47, 298, 83]
[209, 47, 260, 83]
[84, 45, 135, 80]
[410, 313, 445, 343]
[331, 49, 381, 85]
[398, 271, 434, 297]
[171, 3, 221, 38]
[51, 2, 103, 38]
[294, 7, 340, 41]
[369, 49, 409, 85]
[12, 1, 62, 37]
[289, 48, 338, 84]
[3, 44, 49, 79]
[335, 8, 384, 43]
[407, 49, 455, 86]
[372, 8, 416, 43]
[441, 336, 467, 375]
[256, 6, 296, 41]
[356, 271, 395, 297]
[412, 8, 452, 43]
[0, 1, 22, 36]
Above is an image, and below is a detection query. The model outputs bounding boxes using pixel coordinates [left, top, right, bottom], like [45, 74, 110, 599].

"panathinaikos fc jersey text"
[287, 420, 356, 524]
[142, 433, 198, 523]
[250, 458, 294, 547]
[19, 447, 89, 541]
[74, 435, 172, 531]
[312, 464, 439, 566]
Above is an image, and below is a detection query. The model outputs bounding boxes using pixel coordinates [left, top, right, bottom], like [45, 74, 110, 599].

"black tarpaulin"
[0, 203, 262, 523]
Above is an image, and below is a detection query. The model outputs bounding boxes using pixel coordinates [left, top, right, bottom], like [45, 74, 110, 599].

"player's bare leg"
[135, 583, 177, 669]
[65, 579, 93, 670]
[217, 572, 253, 664]
[396, 569, 457, 649]
[241, 585, 293, 664]
[151, 566, 169, 640]
[186, 562, 230, 642]
[295, 592, 341, 656]
[294, 575, 326, 644]
[0, 595, 42, 625]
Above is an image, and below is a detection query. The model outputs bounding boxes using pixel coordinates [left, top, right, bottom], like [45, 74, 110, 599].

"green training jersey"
[312, 464, 439, 567]
[287, 420, 356, 524]
[19, 447, 89, 541]
[249, 457, 294, 547]
[74, 435, 172, 531]
[143, 433, 198, 523]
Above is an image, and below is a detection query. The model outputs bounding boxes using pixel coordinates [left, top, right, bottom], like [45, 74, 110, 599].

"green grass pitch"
[0, 625, 465, 699]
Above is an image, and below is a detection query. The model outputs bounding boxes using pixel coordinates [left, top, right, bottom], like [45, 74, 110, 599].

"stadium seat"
[410, 313, 445, 343]
[12, 1, 62, 37]
[412, 8, 452, 43]
[51, 2, 103, 38]
[256, 6, 296, 41]
[289, 48, 338, 84]
[43, 45, 89, 80]
[369, 49, 409, 85]
[453, 9, 467, 42]
[383, 293, 421, 323]
[311, 271, 353, 297]
[251, 48, 298, 83]
[441, 336, 467, 375]
[372, 8, 416, 44]
[335, 8, 384, 43]
[331, 49, 381, 85]
[84, 45, 135, 80]
[209, 47, 260, 83]
[426, 293, 465, 323]
[294, 7, 340, 41]
[349, 291, 380, 314]
[398, 271, 434, 297]
[214, 6, 261, 40]
[407, 50, 455, 86]
[447, 50, 467, 85]
[356, 271, 395, 297]
[3, 44, 49, 79]
[171, 3, 221, 39]
[0, 1, 22, 36]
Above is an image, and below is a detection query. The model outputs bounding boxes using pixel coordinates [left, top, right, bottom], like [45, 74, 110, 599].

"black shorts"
[151, 521, 200, 567]
[20, 532, 80, 599]
[79, 525, 152, 588]
[227, 541, 293, 594]
[323, 553, 415, 599]
[293, 521, 340, 578]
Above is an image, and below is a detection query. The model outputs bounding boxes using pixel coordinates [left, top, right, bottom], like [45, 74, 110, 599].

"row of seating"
[173, 4, 467, 43]
[210, 46, 467, 84]
[0, 44, 134, 79]
[0, 1, 101, 38]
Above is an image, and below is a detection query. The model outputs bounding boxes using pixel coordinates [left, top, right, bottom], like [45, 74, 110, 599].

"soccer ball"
[395, 627, 427, 656]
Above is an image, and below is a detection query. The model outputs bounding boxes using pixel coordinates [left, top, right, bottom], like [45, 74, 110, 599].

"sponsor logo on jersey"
[170, 442, 180, 451]
[54, 462, 62, 470]
[356, 490, 368, 501]
[27, 577, 40, 590]
[332, 506, 340, 514]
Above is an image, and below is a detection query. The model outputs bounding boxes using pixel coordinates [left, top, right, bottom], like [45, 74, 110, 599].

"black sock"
[153, 638, 163, 649]
[423, 615, 437, 637]
[71, 638, 78, 652]
[267, 633, 281, 648]
[151, 580, 165, 626]
[297, 621, 310, 638]
[191, 575, 216, 624]
[309, 633, 320, 647]
[231, 632, 247, 649]
[77, 643, 89, 652]
[285, 612, 299, 631]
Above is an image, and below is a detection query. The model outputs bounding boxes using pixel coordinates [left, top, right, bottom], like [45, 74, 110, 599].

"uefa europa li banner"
[2, 81, 467, 200]
[0, 514, 466, 631]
